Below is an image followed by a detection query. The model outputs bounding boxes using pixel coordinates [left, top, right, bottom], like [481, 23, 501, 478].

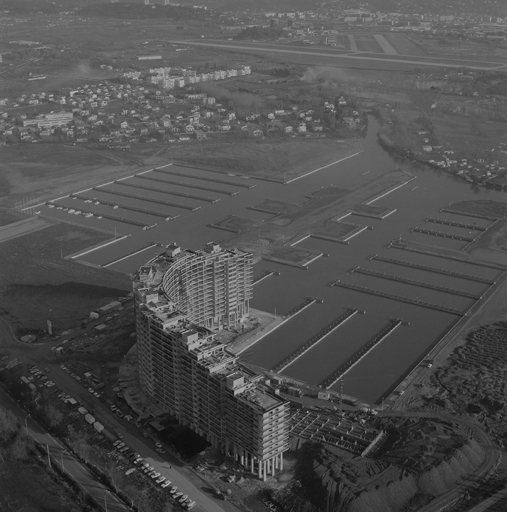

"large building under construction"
[134, 242, 290, 479]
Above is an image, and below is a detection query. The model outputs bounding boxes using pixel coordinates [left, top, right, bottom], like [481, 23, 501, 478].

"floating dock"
[137, 174, 238, 196]
[154, 168, 256, 189]
[370, 255, 495, 284]
[388, 239, 506, 271]
[272, 308, 359, 373]
[50, 202, 150, 228]
[426, 217, 486, 231]
[333, 280, 465, 315]
[351, 266, 482, 299]
[319, 320, 403, 389]
[440, 207, 497, 222]
[102, 243, 159, 267]
[252, 269, 280, 285]
[284, 297, 318, 319]
[411, 226, 475, 242]
[70, 194, 179, 220]
[93, 187, 200, 212]
[116, 179, 220, 203]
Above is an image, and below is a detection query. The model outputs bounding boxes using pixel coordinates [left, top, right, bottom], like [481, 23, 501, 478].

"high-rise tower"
[133, 243, 289, 479]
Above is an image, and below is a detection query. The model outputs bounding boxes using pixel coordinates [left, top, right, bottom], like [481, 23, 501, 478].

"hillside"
[273, 416, 485, 512]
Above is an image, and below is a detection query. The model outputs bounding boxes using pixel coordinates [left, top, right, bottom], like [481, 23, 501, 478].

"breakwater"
[272, 308, 359, 373]
[154, 168, 256, 189]
[116, 179, 220, 203]
[93, 187, 200, 212]
[370, 255, 495, 284]
[319, 319, 403, 388]
[350, 266, 481, 299]
[137, 174, 238, 196]
[333, 280, 465, 315]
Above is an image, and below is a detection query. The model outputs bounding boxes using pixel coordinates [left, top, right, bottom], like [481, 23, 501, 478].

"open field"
[0, 458, 93, 512]
[167, 138, 361, 181]
[0, 222, 130, 334]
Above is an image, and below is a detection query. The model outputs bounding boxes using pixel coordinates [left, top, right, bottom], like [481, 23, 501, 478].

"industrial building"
[134, 242, 289, 479]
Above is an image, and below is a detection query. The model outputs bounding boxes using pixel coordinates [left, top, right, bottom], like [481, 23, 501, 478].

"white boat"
[68, 209, 75, 214]
[94, 201, 100, 205]
[35, 211, 41, 215]
[97, 216, 102, 219]
[74, 210, 81, 215]
[85, 199, 92, 203]
[85, 213, 93, 218]
[113, 205, 119, 209]
[48, 204, 55, 208]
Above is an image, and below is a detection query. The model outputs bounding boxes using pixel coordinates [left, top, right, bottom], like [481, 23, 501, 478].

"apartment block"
[134, 242, 289, 479]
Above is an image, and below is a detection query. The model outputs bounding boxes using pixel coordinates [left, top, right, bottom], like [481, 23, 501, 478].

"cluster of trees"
[79, 3, 211, 21]
[0, 407, 35, 463]
[234, 26, 284, 41]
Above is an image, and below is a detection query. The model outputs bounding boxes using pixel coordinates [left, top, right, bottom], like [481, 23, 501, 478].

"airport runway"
[168, 39, 506, 71]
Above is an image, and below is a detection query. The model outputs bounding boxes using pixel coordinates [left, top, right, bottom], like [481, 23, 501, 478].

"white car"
[113, 440, 122, 447]
[150, 472, 161, 479]
[170, 486, 177, 494]
[161, 480, 171, 488]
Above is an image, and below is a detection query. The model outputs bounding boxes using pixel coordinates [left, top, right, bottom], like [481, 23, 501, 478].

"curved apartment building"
[134, 242, 289, 479]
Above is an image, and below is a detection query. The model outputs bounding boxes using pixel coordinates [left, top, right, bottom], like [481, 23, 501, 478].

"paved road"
[0, 317, 229, 512]
[0, 217, 52, 244]
[0, 388, 128, 512]
[467, 486, 507, 512]
[166, 39, 506, 70]
[379, 411, 501, 512]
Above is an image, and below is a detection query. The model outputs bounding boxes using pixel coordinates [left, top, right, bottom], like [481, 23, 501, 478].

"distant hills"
[0, 0, 503, 17]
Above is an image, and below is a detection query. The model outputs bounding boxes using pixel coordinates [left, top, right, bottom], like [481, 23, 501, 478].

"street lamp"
[104, 490, 111, 512]
[24, 413, 30, 433]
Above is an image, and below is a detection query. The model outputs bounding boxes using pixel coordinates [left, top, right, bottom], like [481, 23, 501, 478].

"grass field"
[0, 222, 130, 334]
[0, 457, 92, 512]
[168, 138, 361, 180]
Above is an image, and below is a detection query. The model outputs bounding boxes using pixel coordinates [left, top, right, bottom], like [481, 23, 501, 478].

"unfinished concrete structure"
[134, 242, 289, 479]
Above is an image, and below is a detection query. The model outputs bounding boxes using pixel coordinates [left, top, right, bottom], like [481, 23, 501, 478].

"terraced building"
[134, 242, 289, 479]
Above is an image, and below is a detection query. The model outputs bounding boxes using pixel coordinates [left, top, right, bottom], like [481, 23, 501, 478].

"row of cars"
[112, 439, 196, 510]
[29, 365, 55, 388]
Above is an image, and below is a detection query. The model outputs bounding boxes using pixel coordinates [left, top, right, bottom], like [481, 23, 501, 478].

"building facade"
[134, 243, 289, 479]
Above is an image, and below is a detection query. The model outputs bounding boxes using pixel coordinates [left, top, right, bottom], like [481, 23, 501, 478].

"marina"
[272, 308, 360, 373]
[154, 168, 256, 189]
[333, 280, 465, 315]
[320, 319, 404, 389]
[350, 266, 482, 299]
[137, 173, 239, 196]
[92, 186, 201, 212]
[370, 254, 496, 284]
[33, 116, 507, 403]
[114, 179, 220, 203]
